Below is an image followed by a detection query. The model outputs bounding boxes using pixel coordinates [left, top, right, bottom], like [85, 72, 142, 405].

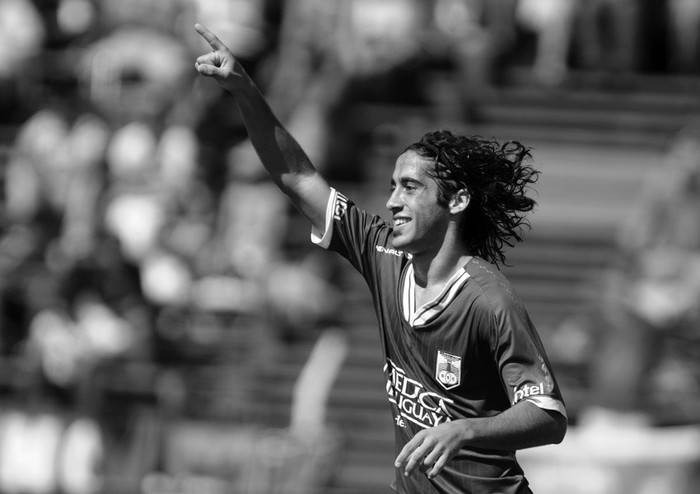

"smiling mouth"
[394, 218, 410, 227]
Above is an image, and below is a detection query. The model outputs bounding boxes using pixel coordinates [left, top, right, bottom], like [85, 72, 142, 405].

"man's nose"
[386, 189, 401, 211]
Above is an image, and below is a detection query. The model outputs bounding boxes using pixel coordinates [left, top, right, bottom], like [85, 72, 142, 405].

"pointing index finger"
[194, 23, 225, 51]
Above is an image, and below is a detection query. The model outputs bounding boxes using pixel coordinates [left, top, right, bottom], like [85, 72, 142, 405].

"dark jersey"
[312, 189, 566, 494]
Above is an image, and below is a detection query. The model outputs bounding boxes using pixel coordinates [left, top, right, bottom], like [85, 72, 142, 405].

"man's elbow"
[549, 412, 568, 444]
[535, 406, 568, 445]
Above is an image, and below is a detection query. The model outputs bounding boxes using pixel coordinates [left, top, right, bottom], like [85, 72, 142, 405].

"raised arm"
[194, 23, 331, 232]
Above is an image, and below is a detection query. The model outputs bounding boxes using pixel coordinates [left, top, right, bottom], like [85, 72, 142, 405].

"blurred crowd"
[1, 0, 700, 493]
[0, 0, 343, 396]
[554, 120, 700, 428]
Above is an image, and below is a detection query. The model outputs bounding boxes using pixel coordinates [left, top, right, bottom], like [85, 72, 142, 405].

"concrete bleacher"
[258, 72, 700, 493]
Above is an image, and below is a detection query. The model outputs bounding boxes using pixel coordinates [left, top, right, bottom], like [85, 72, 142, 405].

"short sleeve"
[310, 187, 394, 279]
[490, 291, 567, 418]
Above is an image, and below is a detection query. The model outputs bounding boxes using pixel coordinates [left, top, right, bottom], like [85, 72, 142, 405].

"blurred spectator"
[0, 229, 60, 358]
[515, 0, 578, 86]
[429, 0, 494, 118]
[217, 178, 288, 281]
[186, 0, 271, 63]
[0, 0, 45, 70]
[102, 120, 164, 264]
[560, 121, 700, 427]
[667, 0, 700, 73]
[335, 0, 424, 78]
[55, 0, 98, 40]
[27, 230, 152, 392]
[257, 0, 427, 180]
[97, 0, 191, 36]
[0, 98, 155, 401]
[574, 0, 641, 75]
[0, 0, 46, 119]
[79, 27, 192, 124]
[429, 0, 522, 116]
[264, 250, 343, 343]
[2, 105, 111, 328]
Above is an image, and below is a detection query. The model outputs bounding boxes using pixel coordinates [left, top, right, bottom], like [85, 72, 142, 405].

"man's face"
[386, 150, 450, 255]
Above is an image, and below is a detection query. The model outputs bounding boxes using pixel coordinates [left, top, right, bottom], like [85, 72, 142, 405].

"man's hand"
[194, 23, 247, 91]
[394, 421, 467, 479]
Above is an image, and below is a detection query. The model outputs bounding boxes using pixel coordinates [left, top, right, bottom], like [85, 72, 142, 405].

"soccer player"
[194, 22, 567, 494]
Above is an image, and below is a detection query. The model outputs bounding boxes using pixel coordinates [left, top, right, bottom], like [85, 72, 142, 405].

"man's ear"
[449, 189, 470, 214]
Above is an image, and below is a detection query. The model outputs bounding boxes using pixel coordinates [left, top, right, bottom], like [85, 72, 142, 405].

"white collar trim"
[401, 260, 471, 327]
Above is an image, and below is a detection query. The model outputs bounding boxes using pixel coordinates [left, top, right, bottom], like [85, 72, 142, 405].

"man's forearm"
[394, 400, 567, 478]
[194, 23, 318, 191]
[461, 400, 567, 451]
[231, 82, 329, 229]
[230, 70, 316, 190]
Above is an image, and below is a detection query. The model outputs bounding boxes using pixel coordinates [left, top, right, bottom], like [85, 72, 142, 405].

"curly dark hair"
[405, 129, 540, 266]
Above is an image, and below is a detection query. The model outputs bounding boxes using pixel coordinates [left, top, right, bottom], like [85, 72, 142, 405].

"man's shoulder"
[466, 257, 510, 289]
[466, 257, 522, 310]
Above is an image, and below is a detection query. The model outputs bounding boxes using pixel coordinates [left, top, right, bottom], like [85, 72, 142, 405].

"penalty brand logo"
[436, 350, 461, 390]
[376, 245, 404, 257]
[376, 245, 412, 259]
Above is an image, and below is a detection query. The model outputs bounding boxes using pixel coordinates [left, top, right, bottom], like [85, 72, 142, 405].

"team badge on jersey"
[436, 350, 461, 390]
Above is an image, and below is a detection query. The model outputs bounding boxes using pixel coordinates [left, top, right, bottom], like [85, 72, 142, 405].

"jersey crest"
[436, 350, 461, 390]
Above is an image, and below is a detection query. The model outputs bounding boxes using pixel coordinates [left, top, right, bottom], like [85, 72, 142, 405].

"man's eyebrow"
[390, 175, 424, 189]
[400, 177, 422, 186]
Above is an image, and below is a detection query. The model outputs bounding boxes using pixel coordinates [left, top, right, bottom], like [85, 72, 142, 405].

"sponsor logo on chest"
[385, 360, 454, 429]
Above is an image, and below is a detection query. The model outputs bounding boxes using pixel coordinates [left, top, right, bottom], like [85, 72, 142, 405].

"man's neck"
[411, 249, 472, 289]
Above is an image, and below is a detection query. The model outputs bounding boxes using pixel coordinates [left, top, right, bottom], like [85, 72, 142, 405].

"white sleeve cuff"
[526, 396, 568, 419]
[311, 188, 337, 249]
